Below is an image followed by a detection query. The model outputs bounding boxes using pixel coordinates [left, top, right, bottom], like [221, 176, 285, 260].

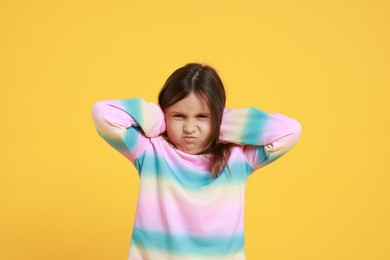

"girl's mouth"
[183, 136, 196, 141]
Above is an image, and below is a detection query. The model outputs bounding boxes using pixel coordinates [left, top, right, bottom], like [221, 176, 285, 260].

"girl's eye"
[197, 115, 209, 118]
[174, 114, 184, 118]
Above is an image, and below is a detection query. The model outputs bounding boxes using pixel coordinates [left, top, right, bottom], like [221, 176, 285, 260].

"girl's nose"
[183, 120, 195, 133]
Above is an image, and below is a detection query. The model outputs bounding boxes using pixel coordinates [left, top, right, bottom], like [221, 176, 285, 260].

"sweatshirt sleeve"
[220, 107, 302, 171]
[91, 98, 165, 168]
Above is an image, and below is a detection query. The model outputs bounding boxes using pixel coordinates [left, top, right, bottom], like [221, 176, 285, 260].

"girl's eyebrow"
[169, 111, 184, 114]
[196, 112, 211, 116]
[169, 111, 210, 116]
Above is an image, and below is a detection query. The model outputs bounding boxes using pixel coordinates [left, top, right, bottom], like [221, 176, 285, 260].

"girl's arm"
[220, 107, 302, 170]
[91, 98, 165, 165]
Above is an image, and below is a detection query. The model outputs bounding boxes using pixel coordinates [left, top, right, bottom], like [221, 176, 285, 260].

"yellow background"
[1, 0, 389, 259]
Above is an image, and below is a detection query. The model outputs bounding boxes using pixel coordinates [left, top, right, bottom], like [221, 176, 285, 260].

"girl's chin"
[178, 146, 203, 155]
[179, 148, 198, 155]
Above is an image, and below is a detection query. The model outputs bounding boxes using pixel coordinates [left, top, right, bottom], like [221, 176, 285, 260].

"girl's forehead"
[167, 92, 211, 112]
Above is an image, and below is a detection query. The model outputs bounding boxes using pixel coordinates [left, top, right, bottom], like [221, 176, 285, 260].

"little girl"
[91, 63, 302, 260]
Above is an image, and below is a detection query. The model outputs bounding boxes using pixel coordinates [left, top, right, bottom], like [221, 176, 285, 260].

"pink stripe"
[133, 180, 245, 237]
[158, 138, 212, 172]
[261, 113, 301, 145]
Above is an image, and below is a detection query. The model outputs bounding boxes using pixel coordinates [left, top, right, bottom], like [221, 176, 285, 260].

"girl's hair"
[158, 63, 230, 177]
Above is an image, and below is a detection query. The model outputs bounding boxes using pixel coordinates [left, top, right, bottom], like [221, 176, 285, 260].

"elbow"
[287, 119, 302, 146]
[91, 100, 112, 128]
[91, 100, 113, 122]
[292, 119, 302, 140]
[91, 101, 101, 121]
[278, 119, 302, 150]
[91, 100, 107, 114]
[268, 121, 302, 154]
[91, 101, 104, 130]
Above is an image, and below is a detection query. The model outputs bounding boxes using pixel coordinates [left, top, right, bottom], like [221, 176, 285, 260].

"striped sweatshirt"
[91, 98, 302, 260]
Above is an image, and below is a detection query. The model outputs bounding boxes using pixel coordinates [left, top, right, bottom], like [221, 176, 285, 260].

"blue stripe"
[242, 107, 269, 145]
[97, 127, 140, 152]
[138, 153, 250, 190]
[131, 227, 244, 256]
[121, 98, 144, 126]
[253, 145, 269, 167]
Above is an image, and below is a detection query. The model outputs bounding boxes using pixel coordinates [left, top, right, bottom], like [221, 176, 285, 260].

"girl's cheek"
[167, 117, 176, 126]
[200, 121, 212, 129]
[167, 120, 181, 131]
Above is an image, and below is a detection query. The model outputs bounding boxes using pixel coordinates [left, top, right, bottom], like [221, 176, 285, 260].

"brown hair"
[158, 63, 230, 177]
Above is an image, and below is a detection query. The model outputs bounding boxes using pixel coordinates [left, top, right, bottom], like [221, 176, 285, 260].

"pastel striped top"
[91, 98, 302, 260]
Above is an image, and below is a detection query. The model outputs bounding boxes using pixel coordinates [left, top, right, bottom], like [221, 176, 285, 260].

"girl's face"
[164, 92, 213, 155]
